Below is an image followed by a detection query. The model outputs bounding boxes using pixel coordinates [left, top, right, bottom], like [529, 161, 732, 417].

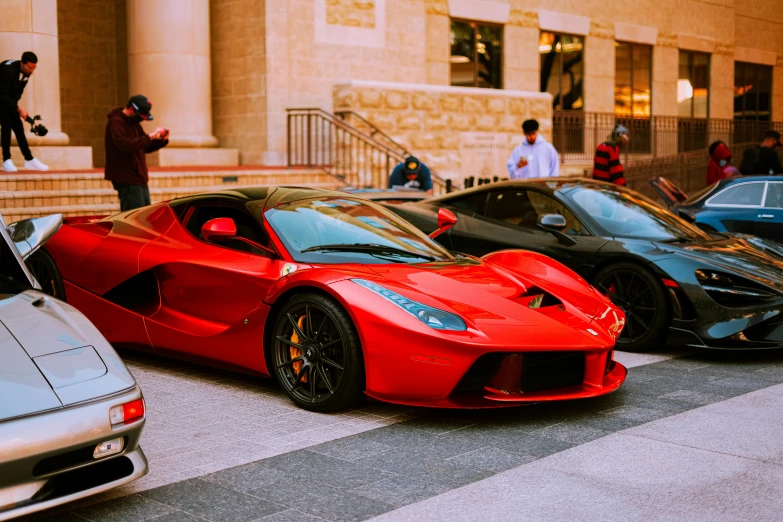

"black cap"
[765, 130, 781, 147]
[128, 94, 154, 121]
[402, 156, 421, 175]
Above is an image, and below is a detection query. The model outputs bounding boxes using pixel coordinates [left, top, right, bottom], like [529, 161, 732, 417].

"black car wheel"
[272, 293, 364, 412]
[25, 249, 66, 300]
[593, 263, 669, 352]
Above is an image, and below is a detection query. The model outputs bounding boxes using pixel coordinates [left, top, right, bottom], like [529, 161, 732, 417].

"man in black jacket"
[0, 51, 48, 172]
[739, 130, 783, 175]
[104, 95, 169, 211]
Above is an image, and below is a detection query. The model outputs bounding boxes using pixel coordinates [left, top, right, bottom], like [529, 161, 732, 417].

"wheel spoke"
[614, 273, 625, 297]
[598, 283, 620, 303]
[291, 365, 308, 391]
[320, 338, 342, 350]
[632, 314, 650, 332]
[625, 315, 635, 341]
[322, 356, 344, 371]
[634, 305, 656, 311]
[317, 364, 334, 394]
[629, 286, 651, 304]
[277, 356, 304, 369]
[287, 313, 308, 341]
[305, 305, 314, 338]
[276, 335, 306, 350]
[314, 315, 328, 342]
[309, 364, 317, 398]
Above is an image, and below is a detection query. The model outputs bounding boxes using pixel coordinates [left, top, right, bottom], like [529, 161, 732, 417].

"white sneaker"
[24, 158, 49, 171]
[2, 159, 17, 172]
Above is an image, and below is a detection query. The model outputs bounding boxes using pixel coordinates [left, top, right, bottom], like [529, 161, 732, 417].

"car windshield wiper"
[301, 243, 437, 261]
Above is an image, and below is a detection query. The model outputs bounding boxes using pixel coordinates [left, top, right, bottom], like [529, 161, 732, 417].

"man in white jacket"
[506, 119, 559, 179]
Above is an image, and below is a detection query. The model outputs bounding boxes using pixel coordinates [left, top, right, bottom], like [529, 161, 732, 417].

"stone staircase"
[0, 167, 343, 222]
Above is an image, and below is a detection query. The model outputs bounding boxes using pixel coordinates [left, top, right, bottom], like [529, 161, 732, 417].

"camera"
[25, 115, 48, 137]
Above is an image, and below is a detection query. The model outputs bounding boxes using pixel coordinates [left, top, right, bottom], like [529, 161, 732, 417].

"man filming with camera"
[0, 51, 49, 172]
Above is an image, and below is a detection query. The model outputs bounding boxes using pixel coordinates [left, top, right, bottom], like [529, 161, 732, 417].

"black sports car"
[387, 178, 783, 351]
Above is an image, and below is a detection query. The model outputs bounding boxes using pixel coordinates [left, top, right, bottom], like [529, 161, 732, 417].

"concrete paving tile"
[598, 405, 668, 423]
[71, 493, 176, 522]
[201, 462, 289, 492]
[307, 438, 393, 462]
[265, 450, 398, 489]
[658, 389, 725, 405]
[146, 512, 206, 522]
[350, 475, 452, 507]
[142, 480, 285, 522]
[356, 449, 492, 489]
[258, 510, 326, 522]
[445, 447, 538, 472]
[533, 422, 611, 445]
[13, 510, 88, 522]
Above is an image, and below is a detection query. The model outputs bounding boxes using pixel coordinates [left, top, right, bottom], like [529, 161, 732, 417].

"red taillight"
[110, 398, 145, 425]
[662, 278, 679, 288]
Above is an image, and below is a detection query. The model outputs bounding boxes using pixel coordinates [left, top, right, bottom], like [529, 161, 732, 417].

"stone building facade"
[0, 0, 781, 180]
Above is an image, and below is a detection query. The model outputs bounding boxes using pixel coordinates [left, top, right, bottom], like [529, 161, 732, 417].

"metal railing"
[553, 111, 783, 163]
[287, 108, 452, 194]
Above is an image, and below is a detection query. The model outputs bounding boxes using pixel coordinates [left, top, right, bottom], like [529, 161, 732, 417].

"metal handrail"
[287, 108, 452, 194]
[334, 110, 412, 158]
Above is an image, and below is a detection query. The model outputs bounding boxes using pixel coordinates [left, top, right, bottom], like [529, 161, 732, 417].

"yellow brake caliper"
[290, 315, 307, 382]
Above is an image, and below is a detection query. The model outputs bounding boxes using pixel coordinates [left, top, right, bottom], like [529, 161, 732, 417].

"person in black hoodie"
[105, 95, 169, 211]
[0, 51, 49, 172]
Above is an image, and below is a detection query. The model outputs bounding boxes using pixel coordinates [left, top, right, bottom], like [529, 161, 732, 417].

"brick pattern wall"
[57, 0, 129, 168]
[326, 0, 376, 28]
[211, 0, 267, 166]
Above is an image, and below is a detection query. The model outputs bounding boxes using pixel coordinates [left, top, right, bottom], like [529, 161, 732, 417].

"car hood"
[0, 291, 137, 417]
[367, 257, 620, 348]
[657, 236, 783, 291]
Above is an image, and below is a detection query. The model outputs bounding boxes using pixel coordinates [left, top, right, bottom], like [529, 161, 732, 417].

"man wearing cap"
[0, 51, 49, 172]
[592, 125, 629, 186]
[506, 119, 559, 179]
[388, 156, 433, 194]
[105, 95, 169, 211]
[739, 130, 783, 175]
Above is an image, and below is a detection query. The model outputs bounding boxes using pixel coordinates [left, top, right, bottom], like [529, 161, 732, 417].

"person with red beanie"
[706, 141, 734, 185]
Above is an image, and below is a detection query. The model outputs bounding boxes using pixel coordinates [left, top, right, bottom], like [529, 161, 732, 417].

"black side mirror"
[536, 213, 577, 246]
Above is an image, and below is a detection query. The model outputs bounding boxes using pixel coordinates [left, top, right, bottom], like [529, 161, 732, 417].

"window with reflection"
[678, 51, 710, 118]
[539, 32, 584, 110]
[615, 42, 651, 117]
[734, 62, 772, 121]
[450, 20, 502, 89]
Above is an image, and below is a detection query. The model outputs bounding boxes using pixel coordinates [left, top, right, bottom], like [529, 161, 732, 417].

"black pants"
[0, 110, 33, 162]
[112, 182, 151, 211]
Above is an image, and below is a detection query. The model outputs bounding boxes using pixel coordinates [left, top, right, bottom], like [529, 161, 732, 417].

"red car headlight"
[110, 398, 145, 426]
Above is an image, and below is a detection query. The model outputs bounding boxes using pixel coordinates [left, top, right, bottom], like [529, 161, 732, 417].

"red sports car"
[33, 187, 627, 411]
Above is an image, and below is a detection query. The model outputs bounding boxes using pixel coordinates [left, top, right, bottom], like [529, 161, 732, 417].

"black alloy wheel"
[272, 293, 364, 412]
[25, 249, 66, 300]
[593, 262, 669, 352]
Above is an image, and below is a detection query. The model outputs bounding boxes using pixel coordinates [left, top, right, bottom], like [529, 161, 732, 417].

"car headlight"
[352, 279, 467, 331]
[695, 269, 777, 306]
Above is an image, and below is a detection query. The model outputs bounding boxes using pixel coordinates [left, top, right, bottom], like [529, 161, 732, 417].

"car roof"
[430, 177, 623, 202]
[169, 186, 350, 207]
[716, 175, 782, 187]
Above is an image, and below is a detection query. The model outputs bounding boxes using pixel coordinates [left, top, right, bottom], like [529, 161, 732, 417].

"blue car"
[651, 176, 783, 242]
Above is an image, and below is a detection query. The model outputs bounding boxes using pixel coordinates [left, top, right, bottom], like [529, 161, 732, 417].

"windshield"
[566, 185, 711, 241]
[264, 197, 453, 264]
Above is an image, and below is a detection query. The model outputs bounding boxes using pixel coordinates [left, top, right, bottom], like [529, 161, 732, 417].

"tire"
[271, 293, 364, 412]
[592, 262, 669, 352]
[25, 248, 66, 300]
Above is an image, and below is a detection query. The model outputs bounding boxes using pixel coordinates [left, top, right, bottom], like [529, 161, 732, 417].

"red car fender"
[262, 266, 377, 307]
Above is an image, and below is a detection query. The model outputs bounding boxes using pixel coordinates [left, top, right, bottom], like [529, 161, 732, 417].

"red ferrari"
[32, 187, 627, 411]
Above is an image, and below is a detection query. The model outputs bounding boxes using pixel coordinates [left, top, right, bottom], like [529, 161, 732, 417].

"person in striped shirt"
[592, 125, 629, 185]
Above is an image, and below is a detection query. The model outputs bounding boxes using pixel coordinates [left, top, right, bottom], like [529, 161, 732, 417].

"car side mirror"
[429, 208, 457, 240]
[678, 209, 697, 223]
[202, 217, 237, 242]
[7, 214, 63, 259]
[536, 213, 577, 246]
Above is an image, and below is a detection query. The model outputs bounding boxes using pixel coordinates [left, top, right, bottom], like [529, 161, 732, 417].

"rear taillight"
[110, 398, 145, 426]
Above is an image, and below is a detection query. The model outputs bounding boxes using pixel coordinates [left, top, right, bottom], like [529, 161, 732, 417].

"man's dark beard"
[130, 114, 143, 123]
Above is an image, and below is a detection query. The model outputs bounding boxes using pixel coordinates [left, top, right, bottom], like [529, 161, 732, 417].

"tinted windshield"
[265, 197, 453, 264]
[566, 186, 711, 241]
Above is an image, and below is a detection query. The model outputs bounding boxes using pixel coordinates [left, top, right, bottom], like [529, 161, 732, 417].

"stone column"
[128, 0, 237, 165]
[425, 0, 449, 85]
[652, 33, 679, 156]
[504, 10, 539, 92]
[774, 55, 783, 123]
[709, 42, 735, 145]
[0, 0, 68, 146]
[583, 20, 615, 114]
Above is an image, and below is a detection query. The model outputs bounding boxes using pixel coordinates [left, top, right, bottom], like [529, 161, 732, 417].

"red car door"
[138, 200, 287, 373]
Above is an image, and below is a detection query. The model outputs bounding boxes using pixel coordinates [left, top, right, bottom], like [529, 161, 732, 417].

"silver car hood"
[0, 291, 137, 419]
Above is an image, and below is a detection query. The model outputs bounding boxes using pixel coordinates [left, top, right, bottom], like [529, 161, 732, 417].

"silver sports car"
[0, 214, 147, 520]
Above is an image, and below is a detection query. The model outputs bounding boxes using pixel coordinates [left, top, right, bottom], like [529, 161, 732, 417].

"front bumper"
[0, 386, 148, 520]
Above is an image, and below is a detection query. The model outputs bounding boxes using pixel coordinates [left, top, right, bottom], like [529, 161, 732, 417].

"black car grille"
[521, 352, 585, 392]
[453, 351, 585, 394]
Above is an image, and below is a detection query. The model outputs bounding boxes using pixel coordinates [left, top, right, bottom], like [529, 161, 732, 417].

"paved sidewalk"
[370, 382, 783, 522]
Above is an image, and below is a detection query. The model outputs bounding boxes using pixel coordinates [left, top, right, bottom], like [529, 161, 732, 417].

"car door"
[138, 197, 285, 372]
[758, 181, 783, 241]
[703, 180, 766, 235]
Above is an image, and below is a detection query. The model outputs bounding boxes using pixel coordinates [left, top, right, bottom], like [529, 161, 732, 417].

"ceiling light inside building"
[677, 80, 694, 103]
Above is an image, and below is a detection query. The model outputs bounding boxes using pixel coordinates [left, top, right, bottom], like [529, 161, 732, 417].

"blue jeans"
[112, 183, 150, 211]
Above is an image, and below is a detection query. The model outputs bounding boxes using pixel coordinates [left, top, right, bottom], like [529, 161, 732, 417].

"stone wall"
[211, 0, 267, 165]
[326, 0, 376, 28]
[57, 0, 128, 167]
[333, 81, 552, 183]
